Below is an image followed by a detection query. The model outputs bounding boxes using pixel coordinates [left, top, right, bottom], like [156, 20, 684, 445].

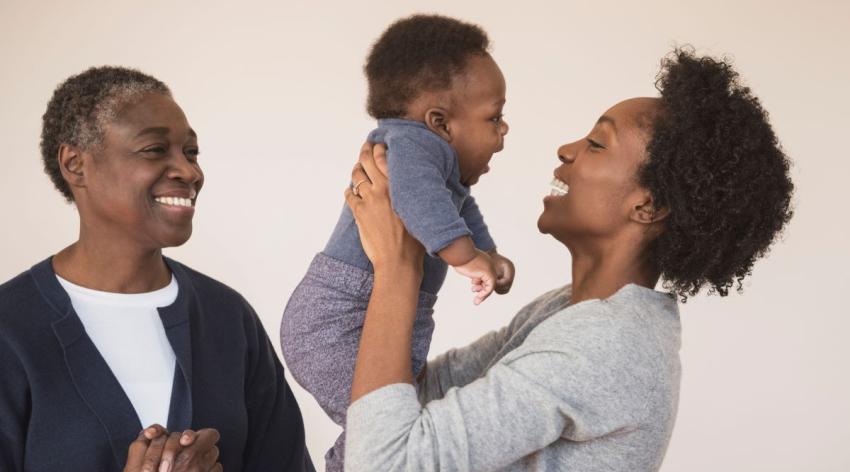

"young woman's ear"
[631, 192, 670, 225]
[58, 143, 87, 191]
[424, 107, 452, 142]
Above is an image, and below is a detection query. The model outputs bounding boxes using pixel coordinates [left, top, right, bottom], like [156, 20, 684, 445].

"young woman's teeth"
[155, 196, 194, 208]
[549, 178, 569, 197]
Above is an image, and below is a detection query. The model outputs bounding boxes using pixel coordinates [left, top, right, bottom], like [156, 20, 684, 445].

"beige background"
[2, 0, 848, 470]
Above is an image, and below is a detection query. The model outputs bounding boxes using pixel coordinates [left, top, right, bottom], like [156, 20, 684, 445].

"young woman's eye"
[490, 114, 504, 123]
[587, 138, 605, 150]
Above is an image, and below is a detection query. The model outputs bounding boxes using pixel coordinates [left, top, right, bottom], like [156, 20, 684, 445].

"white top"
[57, 275, 178, 429]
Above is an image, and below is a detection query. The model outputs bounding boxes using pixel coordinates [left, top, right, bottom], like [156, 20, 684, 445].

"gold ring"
[352, 179, 368, 196]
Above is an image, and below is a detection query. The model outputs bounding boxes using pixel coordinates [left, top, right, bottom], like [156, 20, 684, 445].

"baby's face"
[449, 55, 509, 186]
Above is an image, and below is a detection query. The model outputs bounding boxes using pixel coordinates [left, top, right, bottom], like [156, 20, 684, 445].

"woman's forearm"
[350, 266, 422, 403]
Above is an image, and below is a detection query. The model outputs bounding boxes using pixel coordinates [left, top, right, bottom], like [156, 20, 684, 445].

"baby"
[280, 14, 513, 471]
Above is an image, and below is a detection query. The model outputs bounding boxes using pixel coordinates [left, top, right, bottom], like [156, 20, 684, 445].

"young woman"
[341, 49, 794, 471]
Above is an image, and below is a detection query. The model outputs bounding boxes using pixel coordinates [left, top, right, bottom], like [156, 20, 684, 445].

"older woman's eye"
[185, 148, 200, 161]
[141, 146, 167, 155]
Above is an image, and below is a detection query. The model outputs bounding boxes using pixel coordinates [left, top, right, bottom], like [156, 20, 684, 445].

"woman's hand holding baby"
[346, 142, 426, 402]
[346, 143, 425, 276]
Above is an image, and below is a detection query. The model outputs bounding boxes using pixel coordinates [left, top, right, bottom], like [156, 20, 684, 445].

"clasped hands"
[123, 424, 221, 472]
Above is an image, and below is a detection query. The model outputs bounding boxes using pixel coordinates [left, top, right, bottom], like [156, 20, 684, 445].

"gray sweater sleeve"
[459, 195, 496, 252]
[417, 290, 552, 403]
[347, 346, 629, 471]
[417, 326, 509, 404]
[387, 135, 472, 256]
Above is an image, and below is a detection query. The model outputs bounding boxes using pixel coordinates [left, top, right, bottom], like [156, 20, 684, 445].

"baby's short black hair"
[365, 14, 490, 119]
[40, 66, 170, 201]
[640, 47, 794, 300]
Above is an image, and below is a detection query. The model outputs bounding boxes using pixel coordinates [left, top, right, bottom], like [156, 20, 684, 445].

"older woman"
[0, 67, 313, 472]
[341, 49, 794, 471]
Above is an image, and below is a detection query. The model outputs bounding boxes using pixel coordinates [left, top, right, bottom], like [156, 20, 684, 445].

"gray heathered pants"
[280, 253, 437, 471]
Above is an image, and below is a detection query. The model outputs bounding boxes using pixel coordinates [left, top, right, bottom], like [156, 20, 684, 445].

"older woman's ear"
[57, 143, 86, 192]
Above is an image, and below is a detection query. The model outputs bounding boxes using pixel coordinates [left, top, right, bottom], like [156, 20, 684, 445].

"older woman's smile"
[153, 188, 198, 211]
[154, 196, 195, 209]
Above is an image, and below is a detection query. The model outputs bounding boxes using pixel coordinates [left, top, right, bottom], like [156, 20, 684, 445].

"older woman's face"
[80, 92, 203, 249]
[538, 97, 659, 245]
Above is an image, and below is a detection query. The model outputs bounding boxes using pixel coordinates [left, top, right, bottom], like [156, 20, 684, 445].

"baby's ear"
[424, 108, 452, 142]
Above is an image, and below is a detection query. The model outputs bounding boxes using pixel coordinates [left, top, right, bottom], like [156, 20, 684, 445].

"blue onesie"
[280, 118, 495, 471]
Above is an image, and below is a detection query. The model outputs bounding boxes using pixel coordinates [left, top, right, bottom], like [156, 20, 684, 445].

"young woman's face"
[78, 92, 204, 249]
[537, 97, 659, 246]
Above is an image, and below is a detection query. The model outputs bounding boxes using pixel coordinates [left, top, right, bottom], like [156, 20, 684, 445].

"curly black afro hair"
[365, 14, 490, 119]
[40, 66, 170, 201]
[640, 47, 794, 300]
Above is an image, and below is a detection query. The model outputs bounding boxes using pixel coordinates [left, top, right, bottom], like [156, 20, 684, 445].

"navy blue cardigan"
[0, 257, 314, 472]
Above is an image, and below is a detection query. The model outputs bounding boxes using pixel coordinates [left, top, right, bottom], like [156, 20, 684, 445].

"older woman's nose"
[168, 154, 203, 184]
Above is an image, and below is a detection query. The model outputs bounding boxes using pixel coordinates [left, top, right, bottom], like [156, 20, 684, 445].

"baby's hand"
[488, 250, 516, 295]
[453, 250, 497, 305]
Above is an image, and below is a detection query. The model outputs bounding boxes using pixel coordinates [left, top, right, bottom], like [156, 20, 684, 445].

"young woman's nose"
[557, 141, 578, 163]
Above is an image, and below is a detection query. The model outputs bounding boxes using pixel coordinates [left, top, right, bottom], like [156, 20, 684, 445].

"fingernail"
[159, 460, 171, 472]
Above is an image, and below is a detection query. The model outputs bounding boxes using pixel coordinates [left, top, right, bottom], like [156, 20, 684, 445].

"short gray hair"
[40, 66, 171, 201]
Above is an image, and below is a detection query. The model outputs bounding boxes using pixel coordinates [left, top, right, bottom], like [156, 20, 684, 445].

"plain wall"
[2, 0, 848, 470]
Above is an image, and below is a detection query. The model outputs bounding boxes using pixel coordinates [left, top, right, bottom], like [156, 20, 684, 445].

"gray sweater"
[345, 284, 681, 471]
